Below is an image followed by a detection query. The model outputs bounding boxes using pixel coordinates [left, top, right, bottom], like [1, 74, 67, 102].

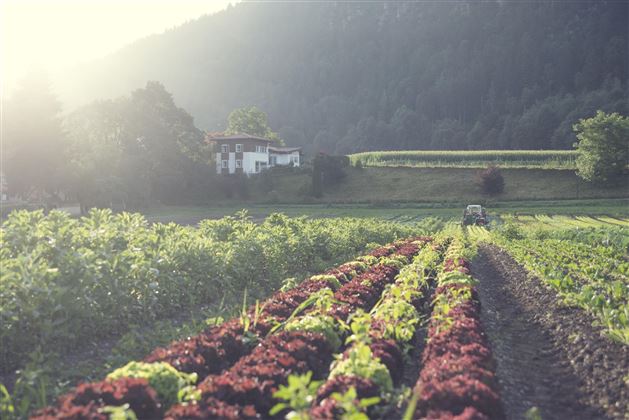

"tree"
[54, 2, 628, 152]
[573, 111, 629, 184]
[2, 71, 67, 200]
[65, 81, 209, 210]
[311, 153, 348, 197]
[226, 106, 283, 143]
[476, 165, 505, 195]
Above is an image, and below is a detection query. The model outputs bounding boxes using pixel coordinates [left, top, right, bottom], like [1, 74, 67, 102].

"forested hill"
[56, 1, 628, 154]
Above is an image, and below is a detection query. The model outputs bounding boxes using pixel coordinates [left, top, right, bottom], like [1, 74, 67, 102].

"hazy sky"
[1, 0, 235, 95]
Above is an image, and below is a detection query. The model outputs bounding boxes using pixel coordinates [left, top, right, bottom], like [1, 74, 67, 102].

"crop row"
[1, 209, 427, 371]
[412, 235, 503, 419]
[349, 149, 577, 169]
[493, 228, 629, 344]
[164, 239, 426, 418]
[308, 237, 444, 419]
[30, 230, 507, 419]
[31, 238, 425, 419]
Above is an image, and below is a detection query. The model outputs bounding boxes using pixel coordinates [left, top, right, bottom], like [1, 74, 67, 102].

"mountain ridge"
[55, 1, 628, 154]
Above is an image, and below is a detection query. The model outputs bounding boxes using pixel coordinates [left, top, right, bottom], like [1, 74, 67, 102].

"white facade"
[244, 152, 269, 174]
[216, 150, 269, 175]
[212, 135, 301, 175]
[270, 151, 300, 167]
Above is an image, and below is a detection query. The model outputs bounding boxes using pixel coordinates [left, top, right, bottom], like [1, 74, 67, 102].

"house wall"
[217, 151, 269, 175]
[270, 151, 300, 167]
[216, 139, 272, 175]
[243, 152, 269, 174]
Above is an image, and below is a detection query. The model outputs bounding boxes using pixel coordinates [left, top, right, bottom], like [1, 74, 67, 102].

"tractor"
[462, 204, 488, 226]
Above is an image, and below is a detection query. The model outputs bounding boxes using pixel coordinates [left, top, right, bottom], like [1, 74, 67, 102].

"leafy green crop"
[331, 386, 380, 420]
[490, 222, 629, 344]
[309, 275, 342, 291]
[106, 362, 197, 409]
[285, 315, 343, 350]
[270, 371, 322, 419]
[0, 209, 429, 371]
[329, 344, 393, 393]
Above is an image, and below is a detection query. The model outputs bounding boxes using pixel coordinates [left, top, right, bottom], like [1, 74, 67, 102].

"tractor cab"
[462, 205, 488, 226]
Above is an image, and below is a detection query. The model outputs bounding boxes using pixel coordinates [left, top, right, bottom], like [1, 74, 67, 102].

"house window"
[221, 160, 228, 169]
[221, 144, 229, 153]
[236, 144, 242, 153]
[236, 159, 242, 168]
[256, 145, 267, 153]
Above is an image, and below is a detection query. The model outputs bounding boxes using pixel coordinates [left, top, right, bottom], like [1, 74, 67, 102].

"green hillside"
[56, 1, 628, 153]
[222, 166, 629, 205]
[321, 167, 628, 203]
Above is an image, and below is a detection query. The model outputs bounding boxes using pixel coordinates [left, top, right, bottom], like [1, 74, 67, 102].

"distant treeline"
[350, 150, 579, 169]
[57, 1, 628, 153]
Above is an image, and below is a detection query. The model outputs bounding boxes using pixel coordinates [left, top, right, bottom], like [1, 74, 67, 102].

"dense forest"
[55, 1, 628, 153]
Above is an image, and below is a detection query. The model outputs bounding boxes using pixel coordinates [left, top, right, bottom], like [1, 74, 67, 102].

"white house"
[210, 133, 301, 175]
[268, 146, 301, 167]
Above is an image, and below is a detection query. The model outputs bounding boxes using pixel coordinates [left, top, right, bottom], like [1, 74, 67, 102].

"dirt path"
[472, 245, 628, 420]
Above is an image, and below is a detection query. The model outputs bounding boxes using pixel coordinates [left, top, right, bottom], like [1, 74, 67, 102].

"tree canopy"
[56, 1, 628, 153]
[573, 111, 629, 184]
[65, 81, 210, 210]
[226, 106, 283, 143]
[2, 71, 67, 200]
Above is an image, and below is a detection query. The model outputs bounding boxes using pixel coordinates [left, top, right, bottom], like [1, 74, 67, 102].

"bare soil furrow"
[472, 244, 628, 420]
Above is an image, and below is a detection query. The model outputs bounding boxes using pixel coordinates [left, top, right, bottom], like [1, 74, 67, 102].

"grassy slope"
[143, 167, 628, 224]
[322, 167, 628, 203]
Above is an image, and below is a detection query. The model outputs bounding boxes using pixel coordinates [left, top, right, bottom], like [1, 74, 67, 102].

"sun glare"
[1, 0, 234, 95]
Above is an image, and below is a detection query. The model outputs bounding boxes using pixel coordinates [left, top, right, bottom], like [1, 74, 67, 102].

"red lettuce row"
[328, 239, 426, 322]
[143, 241, 410, 380]
[31, 378, 161, 420]
[412, 249, 503, 419]
[310, 375, 381, 419]
[310, 239, 435, 419]
[31, 240, 420, 420]
[166, 331, 333, 419]
[166, 244, 423, 419]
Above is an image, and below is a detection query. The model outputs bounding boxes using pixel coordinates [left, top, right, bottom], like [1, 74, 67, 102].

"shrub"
[476, 165, 504, 195]
[311, 153, 348, 196]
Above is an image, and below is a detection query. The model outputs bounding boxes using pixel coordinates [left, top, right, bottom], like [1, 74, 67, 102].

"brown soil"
[472, 244, 628, 420]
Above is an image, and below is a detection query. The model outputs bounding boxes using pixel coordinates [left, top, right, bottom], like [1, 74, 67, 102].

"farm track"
[472, 245, 628, 420]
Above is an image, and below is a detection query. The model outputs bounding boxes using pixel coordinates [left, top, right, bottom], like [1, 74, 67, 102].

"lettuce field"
[1, 211, 627, 419]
